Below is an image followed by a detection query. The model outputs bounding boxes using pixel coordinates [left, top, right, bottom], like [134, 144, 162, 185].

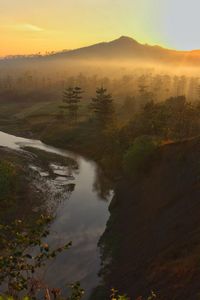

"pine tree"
[62, 86, 83, 121]
[137, 75, 153, 107]
[90, 87, 114, 124]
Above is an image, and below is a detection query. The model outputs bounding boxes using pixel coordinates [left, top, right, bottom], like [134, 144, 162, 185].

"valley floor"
[1, 103, 200, 299]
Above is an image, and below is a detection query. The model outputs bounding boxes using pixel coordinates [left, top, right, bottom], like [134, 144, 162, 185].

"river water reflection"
[0, 131, 112, 298]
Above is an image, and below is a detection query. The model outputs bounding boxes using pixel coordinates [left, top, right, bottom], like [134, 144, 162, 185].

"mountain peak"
[118, 35, 136, 41]
[113, 36, 139, 45]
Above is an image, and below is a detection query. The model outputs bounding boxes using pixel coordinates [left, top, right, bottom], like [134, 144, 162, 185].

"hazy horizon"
[2, 35, 200, 60]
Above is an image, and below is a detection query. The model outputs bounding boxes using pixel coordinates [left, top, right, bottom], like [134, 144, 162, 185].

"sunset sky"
[1, 0, 200, 56]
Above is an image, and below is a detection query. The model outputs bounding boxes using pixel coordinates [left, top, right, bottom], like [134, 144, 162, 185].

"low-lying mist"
[1, 57, 200, 108]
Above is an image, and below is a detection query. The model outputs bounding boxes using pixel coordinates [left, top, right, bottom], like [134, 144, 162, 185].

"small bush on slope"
[123, 136, 158, 177]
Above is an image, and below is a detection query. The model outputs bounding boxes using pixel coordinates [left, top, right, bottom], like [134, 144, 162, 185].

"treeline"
[61, 84, 200, 138]
[1, 71, 200, 106]
[56, 85, 200, 179]
[121, 96, 200, 176]
[124, 95, 200, 140]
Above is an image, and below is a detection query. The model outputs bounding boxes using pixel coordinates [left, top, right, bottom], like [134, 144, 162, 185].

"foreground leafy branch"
[0, 215, 75, 299]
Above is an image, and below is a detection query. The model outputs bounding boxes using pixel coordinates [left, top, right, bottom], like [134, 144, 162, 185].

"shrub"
[0, 161, 17, 200]
[123, 136, 158, 177]
[0, 216, 75, 299]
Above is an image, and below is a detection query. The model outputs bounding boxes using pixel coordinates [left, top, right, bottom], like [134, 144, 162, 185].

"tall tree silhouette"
[137, 75, 153, 107]
[62, 86, 83, 121]
[90, 87, 114, 125]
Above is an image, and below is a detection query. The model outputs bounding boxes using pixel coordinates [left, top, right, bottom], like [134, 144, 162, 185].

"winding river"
[0, 131, 112, 298]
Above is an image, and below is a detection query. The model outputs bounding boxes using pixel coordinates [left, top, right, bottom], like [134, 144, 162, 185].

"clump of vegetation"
[0, 215, 75, 299]
[123, 136, 158, 177]
[0, 161, 17, 200]
[0, 216, 71, 299]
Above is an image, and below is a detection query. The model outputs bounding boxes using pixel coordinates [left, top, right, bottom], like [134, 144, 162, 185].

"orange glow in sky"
[1, 0, 200, 56]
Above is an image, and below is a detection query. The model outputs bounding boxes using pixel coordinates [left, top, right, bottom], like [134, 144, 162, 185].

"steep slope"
[99, 138, 200, 300]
